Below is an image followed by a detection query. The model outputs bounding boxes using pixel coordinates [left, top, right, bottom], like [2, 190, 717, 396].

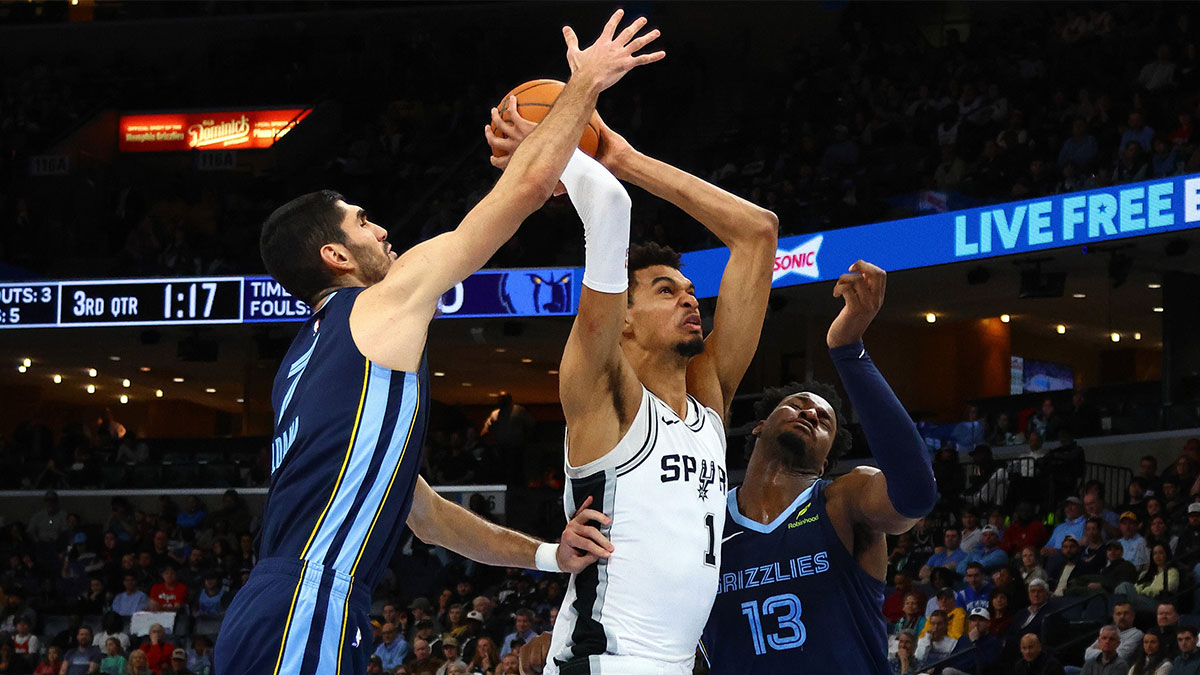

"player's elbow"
[753, 208, 780, 239]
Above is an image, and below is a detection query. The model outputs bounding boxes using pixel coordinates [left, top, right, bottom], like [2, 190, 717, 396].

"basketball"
[491, 79, 601, 158]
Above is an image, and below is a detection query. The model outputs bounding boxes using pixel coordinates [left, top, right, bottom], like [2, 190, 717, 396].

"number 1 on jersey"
[704, 513, 716, 566]
[740, 593, 806, 655]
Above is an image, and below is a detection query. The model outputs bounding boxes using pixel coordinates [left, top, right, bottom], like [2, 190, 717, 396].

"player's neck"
[623, 342, 690, 416]
[739, 450, 821, 524]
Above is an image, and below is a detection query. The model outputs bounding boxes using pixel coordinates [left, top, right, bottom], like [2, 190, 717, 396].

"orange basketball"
[492, 79, 601, 158]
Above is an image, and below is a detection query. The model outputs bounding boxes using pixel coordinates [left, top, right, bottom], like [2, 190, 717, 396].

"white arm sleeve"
[559, 150, 631, 294]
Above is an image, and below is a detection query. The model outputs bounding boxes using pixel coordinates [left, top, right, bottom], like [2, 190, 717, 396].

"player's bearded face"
[347, 237, 392, 285]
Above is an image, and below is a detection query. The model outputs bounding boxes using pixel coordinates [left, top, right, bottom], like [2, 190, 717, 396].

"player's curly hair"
[747, 380, 853, 472]
[627, 242, 682, 305]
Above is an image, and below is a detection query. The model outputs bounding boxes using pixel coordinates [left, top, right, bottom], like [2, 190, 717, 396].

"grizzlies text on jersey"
[700, 479, 889, 675]
[216, 287, 429, 675]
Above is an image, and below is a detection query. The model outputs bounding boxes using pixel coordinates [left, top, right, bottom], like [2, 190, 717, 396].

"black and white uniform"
[545, 386, 728, 675]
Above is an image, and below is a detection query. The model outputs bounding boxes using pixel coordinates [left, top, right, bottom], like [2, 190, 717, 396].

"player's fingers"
[564, 534, 611, 559]
[568, 524, 614, 553]
[625, 28, 661, 54]
[490, 107, 515, 134]
[489, 155, 510, 170]
[562, 25, 579, 52]
[572, 508, 611, 526]
[599, 9, 624, 41]
[616, 16, 648, 47]
[632, 50, 666, 66]
[572, 495, 594, 517]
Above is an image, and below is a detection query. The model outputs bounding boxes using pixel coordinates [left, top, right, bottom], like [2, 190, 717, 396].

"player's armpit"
[831, 466, 920, 535]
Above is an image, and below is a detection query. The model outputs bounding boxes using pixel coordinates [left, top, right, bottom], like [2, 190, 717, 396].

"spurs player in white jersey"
[488, 97, 778, 673]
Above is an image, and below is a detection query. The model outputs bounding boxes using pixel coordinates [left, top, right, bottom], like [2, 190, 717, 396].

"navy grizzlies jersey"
[259, 286, 429, 589]
[700, 480, 888, 675]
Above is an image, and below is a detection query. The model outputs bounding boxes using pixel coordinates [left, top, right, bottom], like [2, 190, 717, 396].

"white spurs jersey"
[545, 385, 728, 674]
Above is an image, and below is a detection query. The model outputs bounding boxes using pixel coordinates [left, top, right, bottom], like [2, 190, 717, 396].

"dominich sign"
[118, 109, 312, 153]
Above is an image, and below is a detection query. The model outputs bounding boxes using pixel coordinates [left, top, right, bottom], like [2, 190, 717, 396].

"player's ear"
[320, 243, 354, 272]
[751, 420, 765, 437]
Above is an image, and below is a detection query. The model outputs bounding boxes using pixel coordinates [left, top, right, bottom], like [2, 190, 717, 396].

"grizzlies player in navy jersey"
[699, 261, 938, 675]
[214, 11, 666, 675]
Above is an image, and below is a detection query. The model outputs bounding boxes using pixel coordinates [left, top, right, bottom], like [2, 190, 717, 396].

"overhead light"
[925, 313, 937, 323]
[205, 388, 216, 393]
[21, 358, 31, 368]
[17, 365, 26, 373]
[86, 384, 96, 394]
[520, 358, 533, 363]
[139, 366, 151, 372]
[52, 374, 62, 384]
[1072, 293, 1087, 299]
[999, 314, 1011, 323]
[109, 355, 121, 362]
[1056, 325, 1067, 334]
[489, 392, 500, 397]
[495, 348, 507, 353]
[1153, 307, 1164, 313]
[236, 398, 244, 403]
[1134, 332, 1142, 340]
[155, 389, 164, 398]
[1148, 283, 1162, 289]
[88, 368, 98, 377]
[119, 394, 129, 404]
[433, 372, 445, 377]
[548, 370, 559, 375]
[173, 377, 185, 383]
[1111, 332, 1121, 343]
[122, 379, 131, 388]
[461, 382, 473, 387]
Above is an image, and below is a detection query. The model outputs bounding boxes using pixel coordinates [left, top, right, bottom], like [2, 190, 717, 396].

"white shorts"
[542, 654, 693, 675]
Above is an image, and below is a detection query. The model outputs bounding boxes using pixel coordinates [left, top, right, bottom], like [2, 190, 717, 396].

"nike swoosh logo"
[662, 417, 681, 425]
[722, 531, 743, 544]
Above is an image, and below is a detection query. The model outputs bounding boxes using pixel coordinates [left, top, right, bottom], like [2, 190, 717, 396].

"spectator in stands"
[1013, 633, 1063, 675]
[185, 636, 212, 675]
[437, 636, 467, 675]
[887, 629, 923, 675]
[138, 623, 174, 674]
[409, 598, 438, 636]
[924, 568, 958, 617]
[1168, 456, 1197, 494]
[1117, 544, 1180, 616]
[1028, 399, 1062, 441]
[1178, 504, 1200, 554]
[965, 445, 1008, 506]
[1043, 497, 1086, 556]
[1080, 519, 1109, 567]
[1043, 434, 1087, 501]
[482, 393, 537, 487]
[113, 573, 149, 617]
[375, 623, 408, 671]
[209, 490, 251, 535]
[28, 490, 68, 544]
[1002, 502, 1049, 556]
[892, 592, 926, 639]
[1084, 492, 1120, 534]
[1161, 482, 1186, 521]
[988, 412, 1024, 447]
[99, 637, 127, 675]
[93, 612, 130, 653]
[499, 609, 536, 659]
[1137, 457, 1165, 496]
[148, 564, 187, 612]
[919, 527, 966, 582]
[0, 588, 36, 633]
[952, 405, 987, 451]
[405, 637, 441, 675]
[883, 572, 920, 624]
[162, 648, 192, 675]
[957, 526, 1007, 574]
[988, 591, 1013, 636]
[1084, 602, 1144, 664]
[1076, 542, 1139, 594]
[191, 572, 228, 617]
[922, 589, 965, 640]
[1059, 119, 1100, 171]
[11, 615, 38, 666]
[887, 541, 919, 593]
[63, 627, 102, 675]
[32, 645, 62, 675]
[1146, 514, 1177, 556]
[914, 610, 956, 664]
[940, 607, 1002, 675]
[466, 635, 499, 675]
[62, 534, 104, 596]
[1119, 512, 1151, 572]
[1151, 602, 1181, 659]
[1174, 626, 1200, 675]
[78, 575, 111, 615]
[1007, 579, 1059, 644]
[956, 562, 994, 615]
[1018, 546, 1048, 584]
[1082, 625, 1131, 675]
[126, 649, 152, 675]
[933, 447, 966, 503]
[1129, 631, 1173, 675]
[176, 497, 207, 530]
[1120, 112, 1156, 154]
[960, 507, 983, 553]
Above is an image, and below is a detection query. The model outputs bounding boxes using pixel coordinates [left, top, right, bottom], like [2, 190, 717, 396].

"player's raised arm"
[595, 117, 779, 417]
[406, 477, 613, 574]
[354, 11, 663, 364]
[825, 261, 938, 534]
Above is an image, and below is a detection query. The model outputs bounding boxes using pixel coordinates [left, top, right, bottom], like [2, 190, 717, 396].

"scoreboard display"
[0, 270, 581, 329]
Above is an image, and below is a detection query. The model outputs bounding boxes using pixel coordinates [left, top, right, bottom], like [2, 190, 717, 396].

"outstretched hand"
[555, 494, 614, 574]
[827, 260, 886, 349]
[484, 96, 539, 171]
[564, 9, 664, 93]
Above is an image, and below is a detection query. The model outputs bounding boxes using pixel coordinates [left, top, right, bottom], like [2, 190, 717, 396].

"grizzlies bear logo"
[500, 270, 573, 315]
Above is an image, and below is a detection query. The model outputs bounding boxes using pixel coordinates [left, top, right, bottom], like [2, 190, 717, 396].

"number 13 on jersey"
[740, 593, 806, 655]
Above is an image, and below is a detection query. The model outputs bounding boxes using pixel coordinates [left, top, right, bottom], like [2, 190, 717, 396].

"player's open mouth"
[683, 315, 701, 328]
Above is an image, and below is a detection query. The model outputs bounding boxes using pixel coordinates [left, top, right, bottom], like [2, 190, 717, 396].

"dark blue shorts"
[215, 557, 372, 675]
